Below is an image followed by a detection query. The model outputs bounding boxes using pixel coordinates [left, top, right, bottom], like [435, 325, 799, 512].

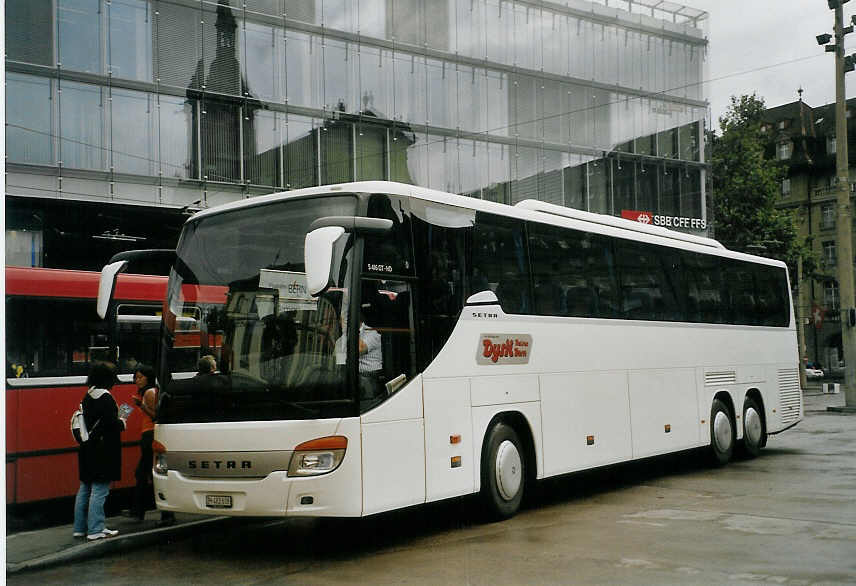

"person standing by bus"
[129, 364, 175, 525]
[73, 362, 127, 541]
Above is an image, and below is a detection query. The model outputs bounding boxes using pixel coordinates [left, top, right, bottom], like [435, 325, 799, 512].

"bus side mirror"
[305, 226, 346, 296]
[97, 260, 129, 319]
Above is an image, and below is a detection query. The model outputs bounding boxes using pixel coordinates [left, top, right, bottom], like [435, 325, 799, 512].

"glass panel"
[615, 240, 682, 321]
[60, 81, 107, 171]
[358, 45, 392, 118]
[283, 0, 317, 24]
[243, 20, 279, 102]
[6, 74, 53, 165]
[154, 0, 201, 91]
[564, 161, 585, 210]
[392, 52, 427, 125]
[357, 0, 385, 38]
[323, 38, 354, 112]
[6, 0, 54, 66]
[200, 98, 241, 182]
[457, 65, 486, 134]
[319, 120, 353, 184]
[455, 0, 484, 61]
[58, 0, 102, 74]
[284, 115, 317, 189]
[159, 94, 194, 179]
[484, 142, 510, 203]
[427, 59, 453, 129]
[425, 134, 456, 193]
[636, 161, 657, 212]
[108, 0, 152, 82]
[321, 0, 354, 33]
[285, 31, 319, 108]
[485, 70, 508, 136]
[683, 251, 723, 324]
[613, 158, 634, 213]
[587, 160, 609, 214]
[390, 127, 422, 184]
[460, 139, 488, 196]
[659, 165, 681, 216]
[390, 0, 423, 46]
[363, 193, 412, 276]
[201, 2, 242, 96]
[111, 88, 157, 176]
[355, 123, 386, 180]
[244, 109, 281, 187]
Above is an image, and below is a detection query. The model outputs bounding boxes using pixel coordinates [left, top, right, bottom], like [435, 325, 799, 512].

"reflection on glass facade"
[6, 0, 710, 240]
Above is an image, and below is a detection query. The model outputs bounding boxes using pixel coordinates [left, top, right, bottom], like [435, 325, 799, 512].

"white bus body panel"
[154, 418, 363, 517]
[360, 375, 426, 515]
[423, 378, 474, 502]
[540, 371, 632, 476]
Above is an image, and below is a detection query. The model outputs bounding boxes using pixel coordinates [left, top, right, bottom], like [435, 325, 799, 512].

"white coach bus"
[100, 181, 802, 520]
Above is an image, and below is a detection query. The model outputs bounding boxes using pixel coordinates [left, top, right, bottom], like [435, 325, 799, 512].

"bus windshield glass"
[159, 195, 358, 423]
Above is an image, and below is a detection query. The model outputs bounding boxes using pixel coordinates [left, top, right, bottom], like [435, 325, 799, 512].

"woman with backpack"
[73, 361, 128, 541]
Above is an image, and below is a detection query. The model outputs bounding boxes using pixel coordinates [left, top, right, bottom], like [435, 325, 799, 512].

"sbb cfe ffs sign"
[621, 209, 707, 230]
[477, 334, 532, 365]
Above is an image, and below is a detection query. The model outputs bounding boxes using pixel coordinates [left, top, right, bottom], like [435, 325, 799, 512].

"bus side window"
[6, 297, 107, 378]
[472, 213, 531, 315]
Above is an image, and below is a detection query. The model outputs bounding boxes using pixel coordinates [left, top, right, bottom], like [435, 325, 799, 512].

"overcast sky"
[681, 0, 856, 128]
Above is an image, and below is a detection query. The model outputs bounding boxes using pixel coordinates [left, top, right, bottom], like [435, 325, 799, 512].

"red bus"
[5, 266, 225, 505]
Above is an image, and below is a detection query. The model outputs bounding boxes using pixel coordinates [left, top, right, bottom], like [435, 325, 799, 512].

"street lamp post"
[818, 0, 856, 408]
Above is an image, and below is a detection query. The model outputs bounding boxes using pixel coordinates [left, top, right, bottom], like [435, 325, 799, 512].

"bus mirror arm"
[307, 216, 393, 234]
[97, 260, 129, 320]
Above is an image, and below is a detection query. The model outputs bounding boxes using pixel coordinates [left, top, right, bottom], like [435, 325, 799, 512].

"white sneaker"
[86, 528, 119, 541]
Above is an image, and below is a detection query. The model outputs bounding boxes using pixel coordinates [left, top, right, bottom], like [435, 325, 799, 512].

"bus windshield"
[158, 195, 358, 423]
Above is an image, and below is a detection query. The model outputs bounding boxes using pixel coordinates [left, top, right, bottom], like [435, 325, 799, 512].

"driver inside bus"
[335, 308, 384, 401]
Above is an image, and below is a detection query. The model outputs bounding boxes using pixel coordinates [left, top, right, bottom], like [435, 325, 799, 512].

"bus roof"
[188, 181, 785, 269]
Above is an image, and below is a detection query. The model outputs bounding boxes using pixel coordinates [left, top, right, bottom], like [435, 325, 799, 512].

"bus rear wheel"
[709, 398, 735, 465]
[480, 422, 525, 520]
[742, 396, 766, 458]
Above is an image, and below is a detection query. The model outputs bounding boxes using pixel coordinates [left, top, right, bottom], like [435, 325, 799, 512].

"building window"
[781, 178, 791, 195]
[823, 240, 837, 268]
[825, 281, 840, 311]
[827, 136, 837, 155]
[821, 203, 836, 230]
[778, 141, 792, 160]
[778, 120, 789, 130]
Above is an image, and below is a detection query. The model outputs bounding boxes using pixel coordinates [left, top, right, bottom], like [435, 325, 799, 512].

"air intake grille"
[705, 371, 736, 386]
[778, 368, 801, 425]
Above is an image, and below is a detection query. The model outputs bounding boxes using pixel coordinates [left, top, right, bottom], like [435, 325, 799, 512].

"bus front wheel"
[709, 398, 735, 465]
[741, 396, 766, 458]
[480, 422, 525, 520]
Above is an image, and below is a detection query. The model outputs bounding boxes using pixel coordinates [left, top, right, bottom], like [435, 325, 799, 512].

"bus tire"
[709, 398, 735, 465]
[480, 422, 525, 520]
[741, 396, 765, 458]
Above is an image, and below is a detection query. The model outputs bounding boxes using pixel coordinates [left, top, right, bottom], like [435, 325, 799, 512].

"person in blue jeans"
[73, 362, 128, 541]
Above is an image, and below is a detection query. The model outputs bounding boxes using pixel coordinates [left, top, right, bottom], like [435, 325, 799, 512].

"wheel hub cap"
[713, 411, 732, 452]
[744, 407, 762, 446]
[495, 440, 522, 501]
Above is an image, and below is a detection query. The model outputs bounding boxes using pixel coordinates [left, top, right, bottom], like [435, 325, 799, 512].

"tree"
[710, 93, 813, 275]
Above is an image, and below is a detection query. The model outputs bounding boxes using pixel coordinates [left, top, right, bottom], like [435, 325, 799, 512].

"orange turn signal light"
[294, 435, 348, 451]
[450, 434, 461, 444]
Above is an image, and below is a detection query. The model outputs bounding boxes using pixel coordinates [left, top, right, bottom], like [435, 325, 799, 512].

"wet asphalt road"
[9, 392, 856, 585]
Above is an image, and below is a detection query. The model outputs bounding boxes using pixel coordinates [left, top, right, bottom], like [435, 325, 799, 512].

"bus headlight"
[153, 440, 169, 476]
[288, 436, 347, 477]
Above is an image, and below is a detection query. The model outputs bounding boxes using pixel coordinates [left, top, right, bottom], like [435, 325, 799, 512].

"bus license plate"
[206, 494, 232, 509]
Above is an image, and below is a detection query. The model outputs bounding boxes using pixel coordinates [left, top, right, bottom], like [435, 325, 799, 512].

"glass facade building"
[5, 0, 709, 269]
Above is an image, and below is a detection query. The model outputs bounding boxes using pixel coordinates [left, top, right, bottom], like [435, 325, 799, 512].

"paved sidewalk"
[6, 510, 231, 575]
